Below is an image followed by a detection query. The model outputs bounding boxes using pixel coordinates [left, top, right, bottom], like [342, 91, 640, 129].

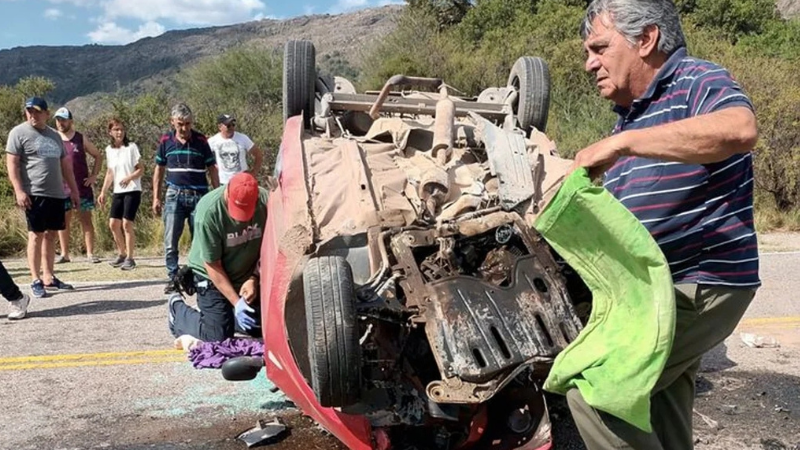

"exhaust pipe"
[433, 85, 455, 166]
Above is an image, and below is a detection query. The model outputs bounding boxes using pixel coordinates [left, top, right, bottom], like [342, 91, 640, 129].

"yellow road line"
[0, 349, 182, 364]
[0, 349, 186, 371]
[0, 356, 186, 371]
[739, 316, 800, 327]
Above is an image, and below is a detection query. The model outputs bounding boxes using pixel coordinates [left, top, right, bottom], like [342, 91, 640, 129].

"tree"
[407, 0, 474, 29]
[0, 76, 56, 144]
[177, 45, 284, 174]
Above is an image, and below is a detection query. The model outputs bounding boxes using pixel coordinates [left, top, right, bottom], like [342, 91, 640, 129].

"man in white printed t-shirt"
[207, 114, 263, 184]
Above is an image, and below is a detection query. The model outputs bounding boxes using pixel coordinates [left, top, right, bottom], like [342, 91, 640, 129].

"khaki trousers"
[567, 284, 756, 450]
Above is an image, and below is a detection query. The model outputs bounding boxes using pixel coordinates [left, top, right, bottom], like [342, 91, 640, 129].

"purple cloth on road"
[188, 338, 264, 369]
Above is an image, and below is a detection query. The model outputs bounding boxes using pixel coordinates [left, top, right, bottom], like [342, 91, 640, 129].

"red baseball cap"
[227, 172, 259, 222]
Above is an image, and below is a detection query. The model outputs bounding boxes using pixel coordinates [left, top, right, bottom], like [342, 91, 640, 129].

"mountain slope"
[0, 6, 401, 104]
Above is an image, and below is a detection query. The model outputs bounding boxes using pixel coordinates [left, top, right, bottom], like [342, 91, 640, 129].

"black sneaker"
[109, 255, 126, 268]
[45, 277, 74, 290]
[120, 259, 136, 271]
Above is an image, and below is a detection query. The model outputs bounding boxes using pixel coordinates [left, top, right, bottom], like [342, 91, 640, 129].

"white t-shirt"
[105, 143, 142, 193]
[208, 131, 255, 184]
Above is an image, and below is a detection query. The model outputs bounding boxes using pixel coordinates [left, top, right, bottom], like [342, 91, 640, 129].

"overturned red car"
[238, 40, 591, 450]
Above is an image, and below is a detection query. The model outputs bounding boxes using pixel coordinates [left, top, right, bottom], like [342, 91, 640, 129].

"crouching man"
[168, 172, 268, 343]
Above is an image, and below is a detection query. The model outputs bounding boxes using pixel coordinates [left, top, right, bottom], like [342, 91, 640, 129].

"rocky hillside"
[778, 0, 800, 17]
[0, 6, 401, 105]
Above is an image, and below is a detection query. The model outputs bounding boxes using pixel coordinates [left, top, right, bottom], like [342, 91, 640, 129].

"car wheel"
[507, 56, 551, 133]
[303, 256, 362, 407]
[283, 40, 316, 129]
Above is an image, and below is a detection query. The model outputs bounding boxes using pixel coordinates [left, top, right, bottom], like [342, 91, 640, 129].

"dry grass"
[1, 257, 169, 283]
[754, 205, 800, 233]
[0, 204, 193, 259]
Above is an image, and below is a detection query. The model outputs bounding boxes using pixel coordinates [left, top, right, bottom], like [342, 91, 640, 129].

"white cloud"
[99, 0, 266, 26]
[328, 0, 368, 14]
[44, 8, 63, 19]
[87, 20, 165, 44]
[375, 0, 403, 5]
[47, 0, 97, 6]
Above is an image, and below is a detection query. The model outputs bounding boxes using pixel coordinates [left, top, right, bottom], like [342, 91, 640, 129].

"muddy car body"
[257, 41, 589, 450]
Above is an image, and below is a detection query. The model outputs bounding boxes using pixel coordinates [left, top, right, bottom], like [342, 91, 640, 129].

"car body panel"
[261, 115, 374, 449]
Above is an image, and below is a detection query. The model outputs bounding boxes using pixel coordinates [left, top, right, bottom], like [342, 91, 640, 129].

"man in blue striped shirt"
[153, 103, 219, 293]
[568, 0, 759, 448]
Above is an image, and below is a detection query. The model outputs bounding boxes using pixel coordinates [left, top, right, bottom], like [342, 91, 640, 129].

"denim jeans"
[169, 275, 261, 341]
[163, 187, 202, 278]
[0, 260, 23, 302]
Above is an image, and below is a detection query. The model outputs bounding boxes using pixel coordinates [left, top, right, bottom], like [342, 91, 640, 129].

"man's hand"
[14, 190, 31, 209]
[84, 175, 97, 187]
[239, 277, 258, 304]
[119, 176, 131, 188]
[264, 176, 279, 191]
[570, 134, 627, 179]
[234, 297, 257, 331]
[97, 193, 106, 208]
[70, 192, 80, 210]
[152, 199, 162, 215]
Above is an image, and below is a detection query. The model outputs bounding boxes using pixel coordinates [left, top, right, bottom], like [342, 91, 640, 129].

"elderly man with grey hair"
[568, 0, 759, 448]
[153, 103, 219, 294]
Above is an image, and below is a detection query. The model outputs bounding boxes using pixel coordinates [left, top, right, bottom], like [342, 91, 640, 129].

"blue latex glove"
[234, 297, 257, 331]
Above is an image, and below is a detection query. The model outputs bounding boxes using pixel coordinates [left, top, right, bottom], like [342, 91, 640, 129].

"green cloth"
[533, 169, 675, 433]
[188, 185, 269, 290]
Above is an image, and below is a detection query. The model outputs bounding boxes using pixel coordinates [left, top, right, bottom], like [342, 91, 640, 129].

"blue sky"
[0, 0, 403, 49]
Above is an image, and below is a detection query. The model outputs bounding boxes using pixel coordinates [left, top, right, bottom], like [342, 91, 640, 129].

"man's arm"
[203, 260, 240, 307]
[201, 139, 220, 188]
[61, 155, 80, 207]
[152, 165, 164, 214]
[572, 107, 758, 173]
[207, 165, 220, 189]
[83, 136, 103, 186]
[6, 153, 30, 209]
[249, 145, 264, 177]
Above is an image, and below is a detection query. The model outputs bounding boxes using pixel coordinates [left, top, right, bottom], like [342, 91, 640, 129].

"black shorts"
[110, 191, 142, 221]
[26, 196, 66, 233]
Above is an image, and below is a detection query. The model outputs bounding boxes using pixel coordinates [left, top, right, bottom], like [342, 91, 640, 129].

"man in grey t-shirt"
[5, 97, 79, 299]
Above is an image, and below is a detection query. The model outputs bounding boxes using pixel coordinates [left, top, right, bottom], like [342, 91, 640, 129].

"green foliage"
[736, 19, 800, 60]
[319, 51, 360, 80]
[406, 0, 474, 29]
[456, 0, 536, 43]
[0, 77, 57, 207]
[0, 77, 55, 144]
[681, 0, 778, 41]
[0, 45, 286, 256]
[177, 45, 284, 170]
[2, 3, 800, 254]
[362, 0, 613, 153]
[365, 0, 800, 208]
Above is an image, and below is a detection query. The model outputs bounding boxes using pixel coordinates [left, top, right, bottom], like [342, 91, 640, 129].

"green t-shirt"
[188, 185, 269, 290]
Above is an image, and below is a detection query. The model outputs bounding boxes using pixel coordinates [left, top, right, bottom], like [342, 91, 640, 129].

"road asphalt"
[0, 250, 798, 450]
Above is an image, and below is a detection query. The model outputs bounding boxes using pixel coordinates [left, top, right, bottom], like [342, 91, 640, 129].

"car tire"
[303, 256, 362, 407]
[507, 56, 551, 133]
[283, 40, 316, 129]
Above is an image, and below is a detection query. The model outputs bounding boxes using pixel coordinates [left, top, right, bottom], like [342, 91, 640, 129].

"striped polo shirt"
[155, 130, 216, 192]
[603, 47, 759, 288]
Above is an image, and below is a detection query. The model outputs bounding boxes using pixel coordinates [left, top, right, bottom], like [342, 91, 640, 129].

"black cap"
[25, 97, 48, 112]
[217, 114, 236, 125]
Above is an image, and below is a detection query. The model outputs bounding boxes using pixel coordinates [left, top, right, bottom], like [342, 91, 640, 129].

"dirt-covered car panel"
[261, 39, 590, 450]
